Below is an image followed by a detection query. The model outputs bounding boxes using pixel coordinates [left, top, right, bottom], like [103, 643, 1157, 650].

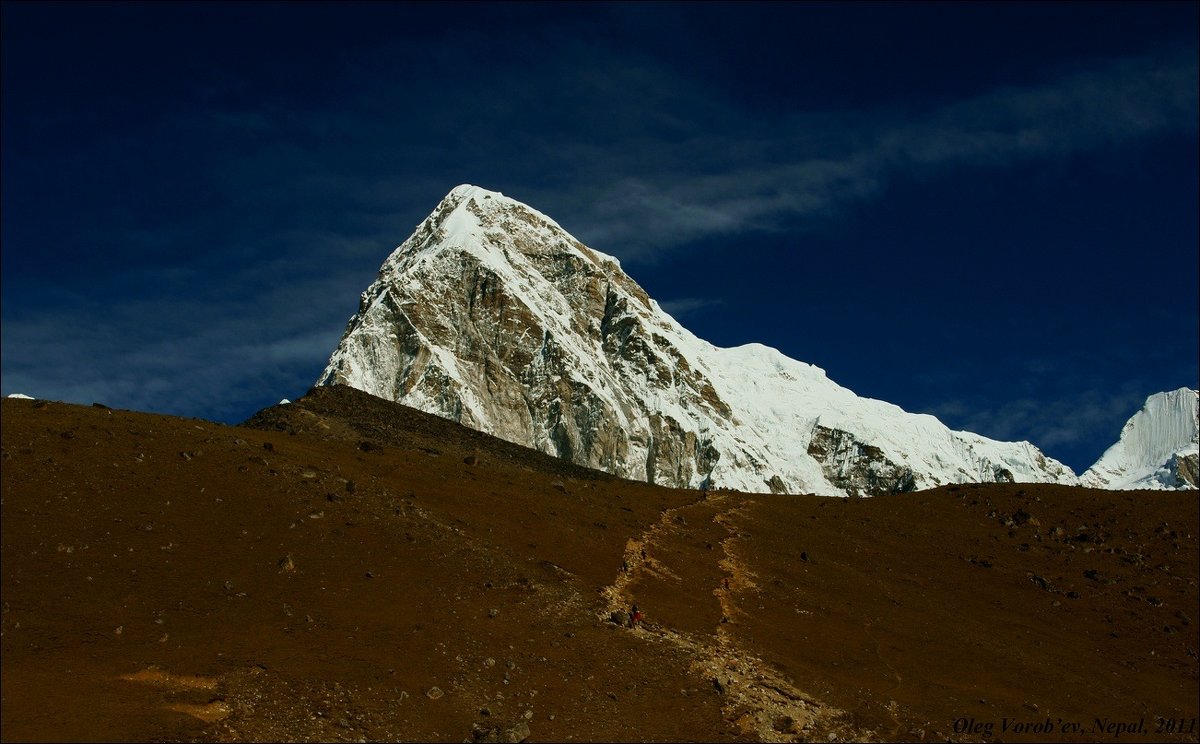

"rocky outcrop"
[807, 425, 917, 498]
[320, 188, 733, 487]
[1174, 452, 1199, 488]
[319, 185, 1079, 496]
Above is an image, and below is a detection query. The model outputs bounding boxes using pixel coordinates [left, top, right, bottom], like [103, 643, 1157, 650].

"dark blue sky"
[3, 1, 1197, 474]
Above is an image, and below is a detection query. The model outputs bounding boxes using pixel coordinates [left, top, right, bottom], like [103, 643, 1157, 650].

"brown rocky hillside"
[2, 387, 1196, 742]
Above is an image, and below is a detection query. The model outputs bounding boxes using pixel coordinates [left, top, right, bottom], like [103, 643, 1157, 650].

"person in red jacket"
[628, 604, 644, 628]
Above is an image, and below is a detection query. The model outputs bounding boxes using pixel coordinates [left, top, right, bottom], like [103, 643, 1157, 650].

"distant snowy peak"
[1082, 388, 1199, 490]
[319, 184, 1077, 496]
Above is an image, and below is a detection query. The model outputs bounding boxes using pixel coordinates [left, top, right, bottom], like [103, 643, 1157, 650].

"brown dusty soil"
[2, 386, 1197, 743]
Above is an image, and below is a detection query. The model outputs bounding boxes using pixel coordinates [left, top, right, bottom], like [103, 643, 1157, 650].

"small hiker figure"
[628, 604, 644, 629]
[699, 477, 710, 500]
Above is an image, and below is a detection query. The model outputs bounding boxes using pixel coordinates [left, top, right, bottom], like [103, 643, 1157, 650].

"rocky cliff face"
[806, 425, 918, 498]
[1082, 388, 1199, 490]
[319, 185, 1078, 496]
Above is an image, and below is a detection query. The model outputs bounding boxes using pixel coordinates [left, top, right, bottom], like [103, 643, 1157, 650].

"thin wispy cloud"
[542, 46, 1198, 261]
[924, 386, 1156, 471]
[658, 297, 725, 319]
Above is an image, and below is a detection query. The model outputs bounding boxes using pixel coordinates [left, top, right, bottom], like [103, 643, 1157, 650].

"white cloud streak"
[523, 46, 1198, 261]
[658, 297, 725, 319]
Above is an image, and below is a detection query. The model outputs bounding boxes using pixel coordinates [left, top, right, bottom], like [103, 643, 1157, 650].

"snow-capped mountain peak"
[1082, 388, 1199, 490]
[319, 185, 1079, 496]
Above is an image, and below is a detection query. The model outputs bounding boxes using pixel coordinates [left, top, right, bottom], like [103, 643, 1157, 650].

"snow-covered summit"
[1082, 388, 1199, 490]
[318, 185, 1078, 495]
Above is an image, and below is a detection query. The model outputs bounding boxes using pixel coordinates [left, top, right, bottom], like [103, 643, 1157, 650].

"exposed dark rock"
[471, 721, 530, 743]
[807, 425, 917, 498]
[1175, 452, 1199, 488]
[773, 715, 797, 733]
[992, 466, 1015, 483]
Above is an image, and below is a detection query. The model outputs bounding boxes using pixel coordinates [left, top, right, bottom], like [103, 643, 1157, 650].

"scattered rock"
[773, 716, 796, 733]
[278, 554, 296, 573]
[488, 608, 499, 618]
[472, 721, 530, 743]
[425, 686, 444, 700]
[464, 455, 478, 465]
[263, 442, 275, 452]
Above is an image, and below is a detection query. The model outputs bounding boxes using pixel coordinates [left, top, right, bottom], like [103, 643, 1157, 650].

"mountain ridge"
[1082, 387, 1199, 490]
[319, 184, 1078, 496]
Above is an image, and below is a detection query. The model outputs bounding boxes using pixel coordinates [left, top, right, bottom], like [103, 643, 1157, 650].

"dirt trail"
[597, 491, 865, 742]
[861, 618, 908, 739]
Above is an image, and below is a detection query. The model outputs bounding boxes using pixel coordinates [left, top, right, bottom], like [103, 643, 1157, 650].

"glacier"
[1081, 388, 1199, 490]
